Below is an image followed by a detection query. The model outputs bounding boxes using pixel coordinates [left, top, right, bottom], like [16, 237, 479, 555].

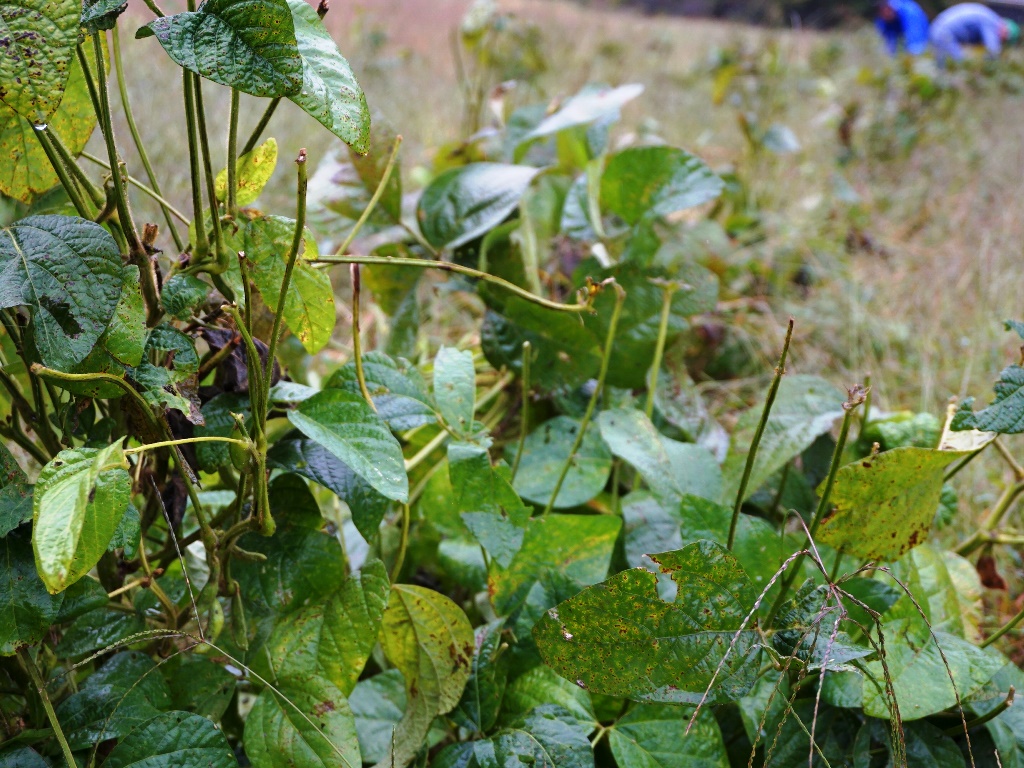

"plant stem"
[182, 70, 208, 261]
[509, 341, 532, 482]
[334, 136, 403, 256]
[391, 504, 411, 582]
[124, 436, 249, 455]
[404, 427, 450, 474]
[727, 318, 795, 550]
[314, 255, 595, 314]
[45, 127, 104, 207]
[543, 283, 626, 515]
[226, 88, 240, 218]
[264, 150, 308, 400]
[241, 98, 281, 156]
[193, 75, 224, 269]
[350, 264, 376, 411]
[18, 648, 76, 768]
[81, 152, 190, 224]
[92, 33, 160, 323]
[111, 25, 184, 252]
[956, 479, 1024, 556]
[983, 596, 1024, 646]
[31, 127, 91, 218]
[944, 687, 1015, 731]
[764, 390, 865, 626]
[645, 282, 678, 420]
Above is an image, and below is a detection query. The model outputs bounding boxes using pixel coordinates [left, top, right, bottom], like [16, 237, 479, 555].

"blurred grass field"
[113, 0, 1024, 504]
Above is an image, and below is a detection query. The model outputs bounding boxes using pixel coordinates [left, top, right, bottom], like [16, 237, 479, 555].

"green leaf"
[127, 324, 201, 420]
[284, 0, 369, 152]
[433, 346, 476, 438]
[108, 502, 140, 557]
[349, 670, 448, 765]
[194, 392, 251, 473]
[0, 748, 47, 767]
[720, 375, 845, 504]
[267, 436, 391, 541]
[882, 544, 982, 640]
[0, 38, 99, 203]
[0, 528, 62, 655]
[452, 619, 509, 733]
[0, 483, 32, 538]
[245, 215, 336, 354]
[534, 540, 759, 704]
[54, 604, 145, 657]
[258, 559, 389, 696]
[326, 351, 434, 432]
[161, 654, 236, 721]
[0, 0, 79, 123]
[162, 273, 210, 320]
[973, 661, 1024, 767]
[500, 665, 598, 731]
[817, 447, 968, 561]
[32, 443, 130, 593]
[598, 408, 721, 504]
[952, 365, 1024, 434]
[244, 676, 360, 768]
[434, 705, 595, 768]
[53, 574, 105, 623]
[491, 514, 620, 659]
[137, 0, 303, 98]
[600, 147, 723, 226]
[481, 301, 601, 391]
[215, 137, 278, 206]
[0, 215, 123, 370]
[375, 584, 474, 768]
[900, 721, 967, 768]
[608, 704, 729, 768]
[861, 618, 1002, 720]
[520, 83, 644, 146]
[510, 416, 612, 509]
[81, 0, 128, 33]
[289, 389, 408, 503]
[57, 651, 172, 749]
[104, 711, 237, 768]
[418, 163, 542, 250]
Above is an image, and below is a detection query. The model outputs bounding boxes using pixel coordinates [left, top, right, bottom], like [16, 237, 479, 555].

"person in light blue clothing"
[876, 0, 931, 56]
[929, 3, 1021, 66]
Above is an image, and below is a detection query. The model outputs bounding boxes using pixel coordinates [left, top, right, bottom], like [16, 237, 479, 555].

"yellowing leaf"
[215, 137, 278, 207]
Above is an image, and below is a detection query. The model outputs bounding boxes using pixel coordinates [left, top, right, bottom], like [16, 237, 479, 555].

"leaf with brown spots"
[533, 540, 760, 704]
[374, 584, 474, 768]
[817, 446, 970, 562]
[0, 0, 80, 124]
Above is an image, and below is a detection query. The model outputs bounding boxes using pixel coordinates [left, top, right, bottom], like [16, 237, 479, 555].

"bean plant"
[0, 1, 1023, 766]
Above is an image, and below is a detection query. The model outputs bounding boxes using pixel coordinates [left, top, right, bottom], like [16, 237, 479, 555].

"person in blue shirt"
[929, 3, 1021, 66]
[876, 0, 931, 56]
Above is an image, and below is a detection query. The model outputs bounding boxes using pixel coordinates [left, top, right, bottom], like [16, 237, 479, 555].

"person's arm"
[903, 6, 931, 54]
[981, 19, 1003, 58]
[876, 18, 900, 55]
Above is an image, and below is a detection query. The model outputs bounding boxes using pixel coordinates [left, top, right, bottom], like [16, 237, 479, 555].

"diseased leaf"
[289, 389, 408, 503]
[32, 443, 130, 593]
[104, 711, 237, 768]
[245, 676, 360, 768]
[721, 375, 844, 504]
[418, 163, 542, 250]
[81, 0, 127, 33]
[285, 0, 370, 152]
[817, 447, 969, 561]
[128, 324, 202, 421]
[258, 560, 389, 696]
[511, 416, 612, 509]
[433, 346, 476, 438]
[452, 619, 509, 733]
[600, 147, 723, 226]
[0, 0, 80, 123]
[534, 540, 760, 704]
[137, 0, 303, 98]
[0, 215, 123, 370]
[608, 704, 729, 768]
[375, 584, 474, 768]
[215, 137, 278, 206]
[0, 528, 63, 655]
[245, 215, 336, 354]
[162, 273, 211, 321]
[0, 39, 99, 203]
